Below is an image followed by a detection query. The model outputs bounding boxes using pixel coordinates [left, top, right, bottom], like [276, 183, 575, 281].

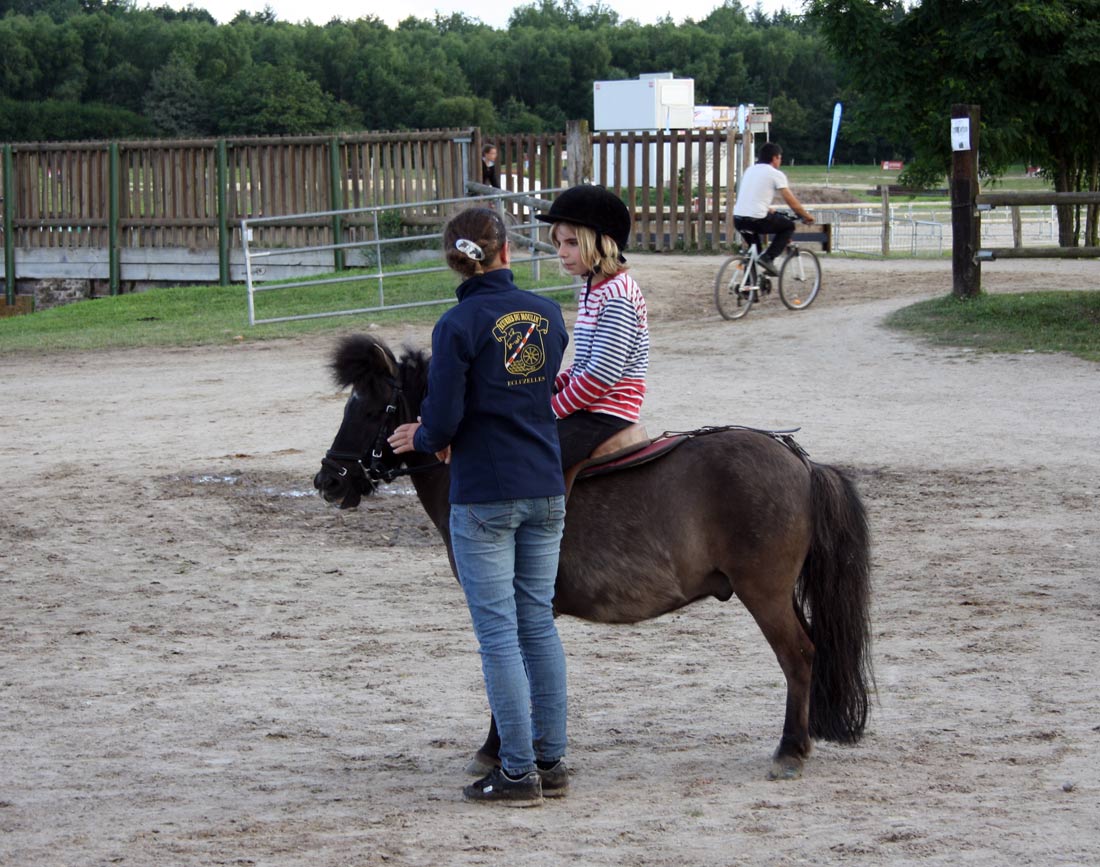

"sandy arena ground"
[1, 255, 1098, 866]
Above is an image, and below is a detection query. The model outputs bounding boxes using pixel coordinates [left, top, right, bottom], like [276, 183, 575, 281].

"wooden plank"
[640, 132, 651, 251]
[85, 150, 96, 246]
[725, 130, 736, 248]
[610, 132, 622, 198]
[16, 247, 109, 278]
[653, 131, 663, 250]
[669, 131, 680, 251]
[174, 146, 185, 247]
[710, 130, 721, 249]
[626, 134, 637, 249]
[24, 153, 40, 247]
[977, 191, 1100, 207]
[372, 140, 383, 206]
[380, 141, 391, 207]
[253, 144, 267, 225]
[144, 149, 156, 247]
[525, 134, 536, 203]
[692, 132, 702, 248]
[979, 246, 1100, 259]
[302, 144, 314, 245]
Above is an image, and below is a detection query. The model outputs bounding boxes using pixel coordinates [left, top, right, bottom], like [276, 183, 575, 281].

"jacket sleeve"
[413, 318, 470, 454]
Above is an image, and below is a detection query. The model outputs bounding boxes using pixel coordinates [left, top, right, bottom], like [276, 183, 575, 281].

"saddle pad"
[576, 434, 689, 481]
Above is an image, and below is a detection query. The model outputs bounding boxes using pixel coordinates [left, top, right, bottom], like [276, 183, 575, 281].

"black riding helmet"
[536, 184, 631, 256]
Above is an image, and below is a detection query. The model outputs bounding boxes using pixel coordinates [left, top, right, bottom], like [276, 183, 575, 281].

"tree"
[213, 63, 357, 135]
[509, 0, 619, 30]
[433, 95, 498, 129]
[810, 0, 1100, 245]
[144, 55, 207, 136]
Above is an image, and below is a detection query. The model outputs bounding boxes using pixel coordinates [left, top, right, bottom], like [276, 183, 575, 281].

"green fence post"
[217, 140, 229, 286]
[3, 145, 15, 305]
[108, 143, 120, 296]
[329, 135, 345, 272]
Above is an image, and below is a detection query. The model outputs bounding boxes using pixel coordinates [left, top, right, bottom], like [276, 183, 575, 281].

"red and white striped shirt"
[552, 271, 649, 422]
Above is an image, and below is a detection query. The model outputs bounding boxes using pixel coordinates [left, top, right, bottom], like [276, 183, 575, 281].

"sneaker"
[537, 759, 570, 798]
[757, 256, 779, 276]
[462, 767, 543, 807]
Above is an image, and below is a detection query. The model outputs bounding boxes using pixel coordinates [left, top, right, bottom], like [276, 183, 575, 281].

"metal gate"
[241, 187, 573, 326]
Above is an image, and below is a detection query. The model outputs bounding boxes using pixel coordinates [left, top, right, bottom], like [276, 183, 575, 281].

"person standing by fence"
[388, 207, 571, 807]
[481, 144, 500, 188]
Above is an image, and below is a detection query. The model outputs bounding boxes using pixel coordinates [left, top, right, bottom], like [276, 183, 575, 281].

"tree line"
[3, 0, 1096, 232]
[0, 0, 861, 164]
[810, 0, 1099, 244]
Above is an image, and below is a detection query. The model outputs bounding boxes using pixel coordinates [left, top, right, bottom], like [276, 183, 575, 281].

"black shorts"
[557, 411, 633, 468]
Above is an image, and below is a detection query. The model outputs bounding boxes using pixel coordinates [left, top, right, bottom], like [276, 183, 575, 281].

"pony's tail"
[797, 463, 874, 743]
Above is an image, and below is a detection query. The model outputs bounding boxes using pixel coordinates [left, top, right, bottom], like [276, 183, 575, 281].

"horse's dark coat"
[314, 334, 874, 779]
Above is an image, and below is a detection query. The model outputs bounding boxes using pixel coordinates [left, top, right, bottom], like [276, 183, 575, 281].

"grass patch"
[0, 260, 577, 354]
[784, 163, 1051, 192]
[885, 291, 1100, 363]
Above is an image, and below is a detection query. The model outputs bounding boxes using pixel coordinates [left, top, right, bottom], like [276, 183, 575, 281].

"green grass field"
[0, 259, 577, 353]
[1, 164, 1089, 362]
[783, 163, 1052, 192]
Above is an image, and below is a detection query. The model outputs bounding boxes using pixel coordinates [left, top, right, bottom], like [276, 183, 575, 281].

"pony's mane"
[329, 333, 431, 407]
[330, 334, 391, 389]
[396, 344, 430, 402]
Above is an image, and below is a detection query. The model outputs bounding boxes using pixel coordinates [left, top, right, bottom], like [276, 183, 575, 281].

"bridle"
[321, 377, 443, 487]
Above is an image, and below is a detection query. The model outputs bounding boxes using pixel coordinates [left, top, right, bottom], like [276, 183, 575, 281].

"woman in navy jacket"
[389, 207, 571, 806]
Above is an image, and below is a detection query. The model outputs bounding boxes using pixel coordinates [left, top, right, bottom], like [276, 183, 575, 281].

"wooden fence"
[486, 128, 747, 253]
[950, 104, 1100, 297]
[2, 125, 753, 302]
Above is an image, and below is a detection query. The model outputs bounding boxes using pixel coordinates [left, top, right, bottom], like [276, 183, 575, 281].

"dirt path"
[2, 256, 1098, 866]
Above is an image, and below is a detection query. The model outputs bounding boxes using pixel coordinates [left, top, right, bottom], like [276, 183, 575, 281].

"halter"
[321, 377, 442, 486]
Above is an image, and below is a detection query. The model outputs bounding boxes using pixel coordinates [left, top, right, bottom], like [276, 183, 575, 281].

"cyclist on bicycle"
[733, 142, 814, 276]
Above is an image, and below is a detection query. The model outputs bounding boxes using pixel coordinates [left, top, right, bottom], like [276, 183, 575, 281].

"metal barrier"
[815, 203, 1057, 257]
[241, 187, 576, 326]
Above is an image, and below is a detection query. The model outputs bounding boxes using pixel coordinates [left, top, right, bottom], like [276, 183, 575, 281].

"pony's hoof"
[465, 751, 500, 777]
[767, 758, 803, 781]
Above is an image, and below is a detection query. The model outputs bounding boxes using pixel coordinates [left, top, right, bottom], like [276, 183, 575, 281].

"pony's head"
[313, 334, 429, 509]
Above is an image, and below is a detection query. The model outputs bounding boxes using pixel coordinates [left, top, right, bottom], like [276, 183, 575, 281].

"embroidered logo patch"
[492, 311, 550, 376]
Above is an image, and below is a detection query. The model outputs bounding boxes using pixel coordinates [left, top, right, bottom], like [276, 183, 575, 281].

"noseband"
[322, 377, 441, 487]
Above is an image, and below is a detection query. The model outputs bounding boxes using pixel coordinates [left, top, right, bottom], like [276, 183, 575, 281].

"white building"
[592, 73, 771, 188]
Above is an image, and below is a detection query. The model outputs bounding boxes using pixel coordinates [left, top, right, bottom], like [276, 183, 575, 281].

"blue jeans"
[450, 496, 567, 775]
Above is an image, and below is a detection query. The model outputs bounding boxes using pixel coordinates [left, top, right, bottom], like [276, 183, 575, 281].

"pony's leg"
[465, 714, 502, 776]
[736, 586, 815, 780]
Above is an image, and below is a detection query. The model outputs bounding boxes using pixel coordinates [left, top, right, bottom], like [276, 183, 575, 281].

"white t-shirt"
[733, 163, 789, 219]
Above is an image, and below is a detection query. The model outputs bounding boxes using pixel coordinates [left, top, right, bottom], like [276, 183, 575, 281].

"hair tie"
[455, 239, 484, 261]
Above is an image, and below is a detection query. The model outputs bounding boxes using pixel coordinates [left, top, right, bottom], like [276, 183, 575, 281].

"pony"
[313, 334, 873, 780]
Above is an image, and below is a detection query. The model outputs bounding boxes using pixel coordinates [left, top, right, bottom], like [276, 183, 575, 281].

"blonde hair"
[550, 222, 627, 280]
[443, 207, 508, 279]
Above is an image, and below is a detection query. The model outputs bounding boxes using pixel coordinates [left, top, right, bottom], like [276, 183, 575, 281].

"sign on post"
[951, 118, 971, 151]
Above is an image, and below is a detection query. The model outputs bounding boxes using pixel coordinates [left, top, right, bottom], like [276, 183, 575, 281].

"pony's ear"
[374, 342, 397, 377]
[330, 335, 397, 392]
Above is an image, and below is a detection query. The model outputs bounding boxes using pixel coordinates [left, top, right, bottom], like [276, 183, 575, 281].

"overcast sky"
[158, 0, 803, 29]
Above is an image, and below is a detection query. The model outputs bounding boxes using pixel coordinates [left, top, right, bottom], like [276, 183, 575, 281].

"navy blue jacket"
[413, 269, 569, 504]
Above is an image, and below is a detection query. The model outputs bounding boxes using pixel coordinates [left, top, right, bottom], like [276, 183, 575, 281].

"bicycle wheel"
[714, 255, 756, 320]
[778, 248, 822, 310]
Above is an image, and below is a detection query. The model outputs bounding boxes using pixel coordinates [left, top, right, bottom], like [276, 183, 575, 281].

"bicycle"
[714, 213, 822, 320]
